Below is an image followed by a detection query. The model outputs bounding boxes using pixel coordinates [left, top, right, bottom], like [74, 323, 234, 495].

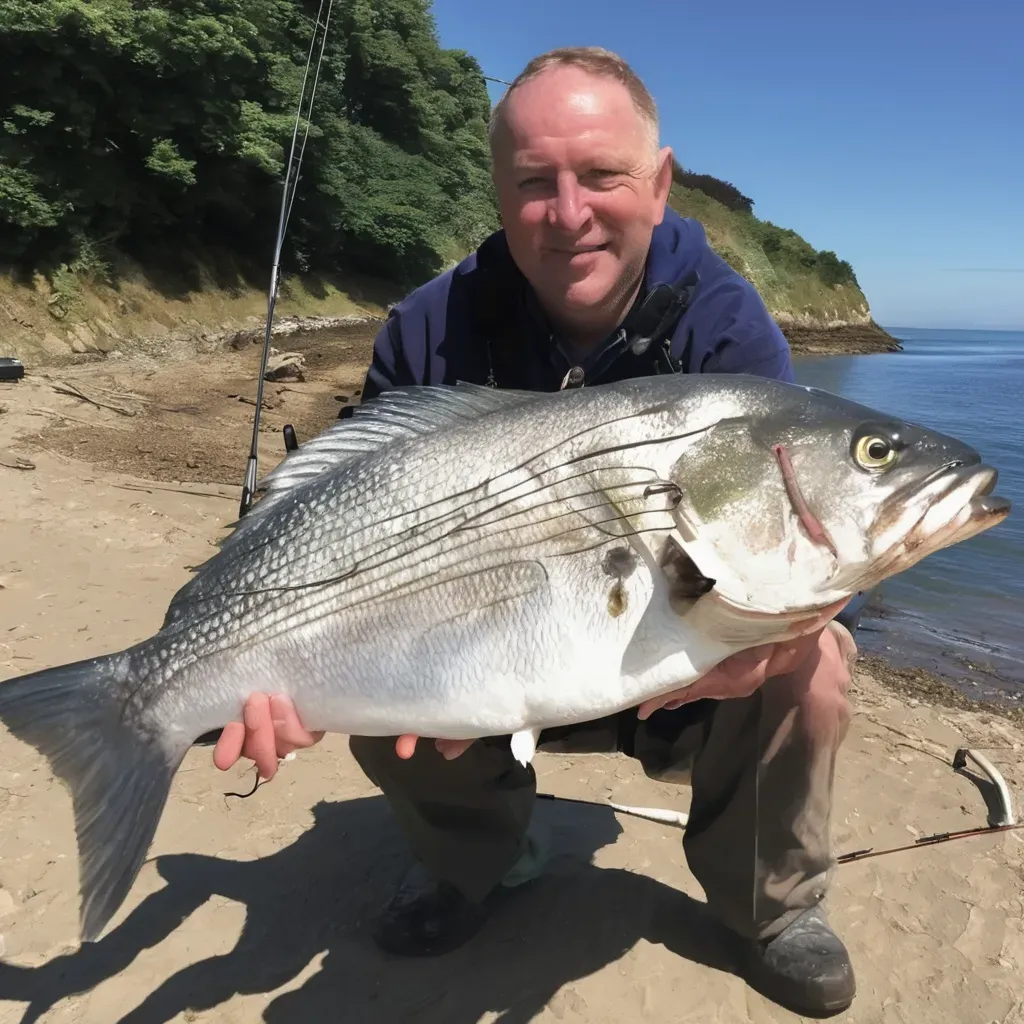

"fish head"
[661, 379, 1011, 619]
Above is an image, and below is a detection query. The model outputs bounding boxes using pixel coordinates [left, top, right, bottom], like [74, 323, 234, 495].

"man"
[215, 47, 859, 1017]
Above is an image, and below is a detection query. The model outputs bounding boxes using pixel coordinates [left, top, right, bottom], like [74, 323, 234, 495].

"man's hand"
[393, 734, 476, 761]
[210, 695, 466, 778]
[634, 597, 852, 719]
[636, 629, 820, 720]
[212, 693, 324, 781]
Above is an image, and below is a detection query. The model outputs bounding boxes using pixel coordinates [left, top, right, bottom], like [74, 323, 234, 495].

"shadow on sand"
[0, 795, 742, 1023]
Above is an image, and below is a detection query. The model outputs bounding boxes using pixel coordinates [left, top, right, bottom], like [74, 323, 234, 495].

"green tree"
[0, 0, 498, 284]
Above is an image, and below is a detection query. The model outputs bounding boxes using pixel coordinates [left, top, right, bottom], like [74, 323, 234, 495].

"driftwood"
[0, 452, 35, 471]
[49, 381, 137, 417]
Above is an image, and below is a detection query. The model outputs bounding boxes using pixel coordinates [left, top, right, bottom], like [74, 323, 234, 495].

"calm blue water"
[793, 328, 1024, 698]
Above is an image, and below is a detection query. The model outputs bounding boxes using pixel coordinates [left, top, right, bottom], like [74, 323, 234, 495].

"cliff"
[668, 176, 900, 355]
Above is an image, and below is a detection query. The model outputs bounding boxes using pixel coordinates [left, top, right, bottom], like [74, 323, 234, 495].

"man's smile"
[547, 242, 610, 255]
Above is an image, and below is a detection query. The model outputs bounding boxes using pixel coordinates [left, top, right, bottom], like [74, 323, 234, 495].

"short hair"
[488, 47, 660, 159]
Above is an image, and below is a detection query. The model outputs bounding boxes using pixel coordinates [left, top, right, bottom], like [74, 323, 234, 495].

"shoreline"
[860, 652, 1024, 728]
[1, 251, 901, 368]
[779, 319, 903, 355]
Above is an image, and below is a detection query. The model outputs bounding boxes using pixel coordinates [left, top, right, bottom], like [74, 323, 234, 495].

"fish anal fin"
[510, 727, 541, 766]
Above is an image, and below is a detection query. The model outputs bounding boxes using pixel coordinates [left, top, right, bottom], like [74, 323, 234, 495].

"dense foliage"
[0, 0, 499, 285]
[752, 220, 859, 288]
[669, 160, 858, 289]
[671, 159, 753, 214]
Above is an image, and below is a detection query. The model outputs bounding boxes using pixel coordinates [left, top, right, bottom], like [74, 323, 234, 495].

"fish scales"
[141, 388, 695, 743]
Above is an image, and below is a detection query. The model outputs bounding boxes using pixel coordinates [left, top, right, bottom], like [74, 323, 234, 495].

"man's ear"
[652, 145, 674, 225]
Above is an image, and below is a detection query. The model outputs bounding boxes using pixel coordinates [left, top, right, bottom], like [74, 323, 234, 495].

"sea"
[792, 327, 1024, 701]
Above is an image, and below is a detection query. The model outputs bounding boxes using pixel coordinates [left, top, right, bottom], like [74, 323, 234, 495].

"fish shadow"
[0, 795, 741, 1023]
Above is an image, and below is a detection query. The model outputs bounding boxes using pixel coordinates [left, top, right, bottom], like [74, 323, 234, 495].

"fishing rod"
[194, 4, 335, 752]
[535, 794, 1024, 865]
[238, 0, 336, 520]
[537, 746, 1020, 866]
[837, 746, 1020, 863]
[237, 45, 513, 519]
[835, 822, 1024, 864]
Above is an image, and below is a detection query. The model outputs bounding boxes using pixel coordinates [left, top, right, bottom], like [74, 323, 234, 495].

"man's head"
[489, 48, 674, 345]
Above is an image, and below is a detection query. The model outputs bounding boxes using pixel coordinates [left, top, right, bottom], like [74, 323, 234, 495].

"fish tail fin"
[0, 650, 185, 942]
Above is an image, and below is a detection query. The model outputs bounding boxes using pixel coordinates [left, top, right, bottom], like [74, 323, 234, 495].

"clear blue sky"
[430, 0, 1024, 331]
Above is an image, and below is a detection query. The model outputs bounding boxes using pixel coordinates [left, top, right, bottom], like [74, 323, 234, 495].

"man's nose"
[548, 172, 591, 233]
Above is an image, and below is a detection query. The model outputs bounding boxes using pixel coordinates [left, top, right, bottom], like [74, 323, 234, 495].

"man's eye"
[585, 170, 623, 187]
[517, 176, 547, 189]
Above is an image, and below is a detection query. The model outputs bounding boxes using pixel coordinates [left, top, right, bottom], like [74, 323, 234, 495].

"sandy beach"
[1, 335, 1022, 1024]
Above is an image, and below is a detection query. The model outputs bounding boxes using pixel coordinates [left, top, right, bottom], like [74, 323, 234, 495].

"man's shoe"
[741, 906, 856, 1017]
[371, 827, 551, 957]
[371, 863, 491, 957]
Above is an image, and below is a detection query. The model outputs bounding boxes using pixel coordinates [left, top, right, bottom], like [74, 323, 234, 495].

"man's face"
[491, 66, 673, 330]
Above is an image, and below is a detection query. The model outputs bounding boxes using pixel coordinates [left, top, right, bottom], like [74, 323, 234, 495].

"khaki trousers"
[350, 629, 852, 942]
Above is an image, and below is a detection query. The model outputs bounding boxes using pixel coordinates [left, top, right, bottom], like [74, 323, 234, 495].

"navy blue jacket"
[354, 206, 794, 405]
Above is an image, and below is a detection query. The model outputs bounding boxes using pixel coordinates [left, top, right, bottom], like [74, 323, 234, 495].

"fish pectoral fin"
[659, 533, 717, 611]
[510, 727, 542, 766]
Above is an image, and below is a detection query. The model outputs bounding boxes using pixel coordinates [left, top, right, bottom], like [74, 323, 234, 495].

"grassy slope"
[0, 249, 398, 365]
[668, 185, 871, 326]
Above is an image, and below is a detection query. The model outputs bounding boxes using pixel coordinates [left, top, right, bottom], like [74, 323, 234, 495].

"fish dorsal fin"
[217, 384, 541, 543]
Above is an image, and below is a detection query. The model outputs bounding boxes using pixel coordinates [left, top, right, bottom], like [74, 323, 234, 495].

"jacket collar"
[510, 208, 702, 380]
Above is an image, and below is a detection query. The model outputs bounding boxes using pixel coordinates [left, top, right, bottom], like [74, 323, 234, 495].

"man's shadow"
[0, 795, 741, 1024]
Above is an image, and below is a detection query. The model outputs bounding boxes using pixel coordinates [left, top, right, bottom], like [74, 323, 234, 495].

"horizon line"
[880, 323, 1024, 334]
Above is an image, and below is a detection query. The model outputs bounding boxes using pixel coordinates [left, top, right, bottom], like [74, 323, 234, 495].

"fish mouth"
[913, 463, 1009, 542]
[868, 463, 1010, 582]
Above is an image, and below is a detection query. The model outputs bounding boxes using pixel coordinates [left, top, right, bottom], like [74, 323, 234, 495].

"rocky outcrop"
[223, 313, 380, 350]
[6, 310, 382, 369]
[777, 319, 902, 355]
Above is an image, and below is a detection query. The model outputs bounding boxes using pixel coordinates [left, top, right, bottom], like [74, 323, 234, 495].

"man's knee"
[805, 623, 854, 743]
[767, 624, 854, 747]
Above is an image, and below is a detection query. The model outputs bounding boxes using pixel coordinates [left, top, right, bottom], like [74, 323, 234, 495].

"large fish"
[0, 374, 1010, 942]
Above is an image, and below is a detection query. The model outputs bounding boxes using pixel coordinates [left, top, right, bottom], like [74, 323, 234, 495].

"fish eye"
[853, 434, 899, 471]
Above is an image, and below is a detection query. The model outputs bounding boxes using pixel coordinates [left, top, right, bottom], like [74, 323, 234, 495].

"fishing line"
[753, 702, 762, 925]
[225, 768, 266, 801]
[239, 0, 336, 520]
